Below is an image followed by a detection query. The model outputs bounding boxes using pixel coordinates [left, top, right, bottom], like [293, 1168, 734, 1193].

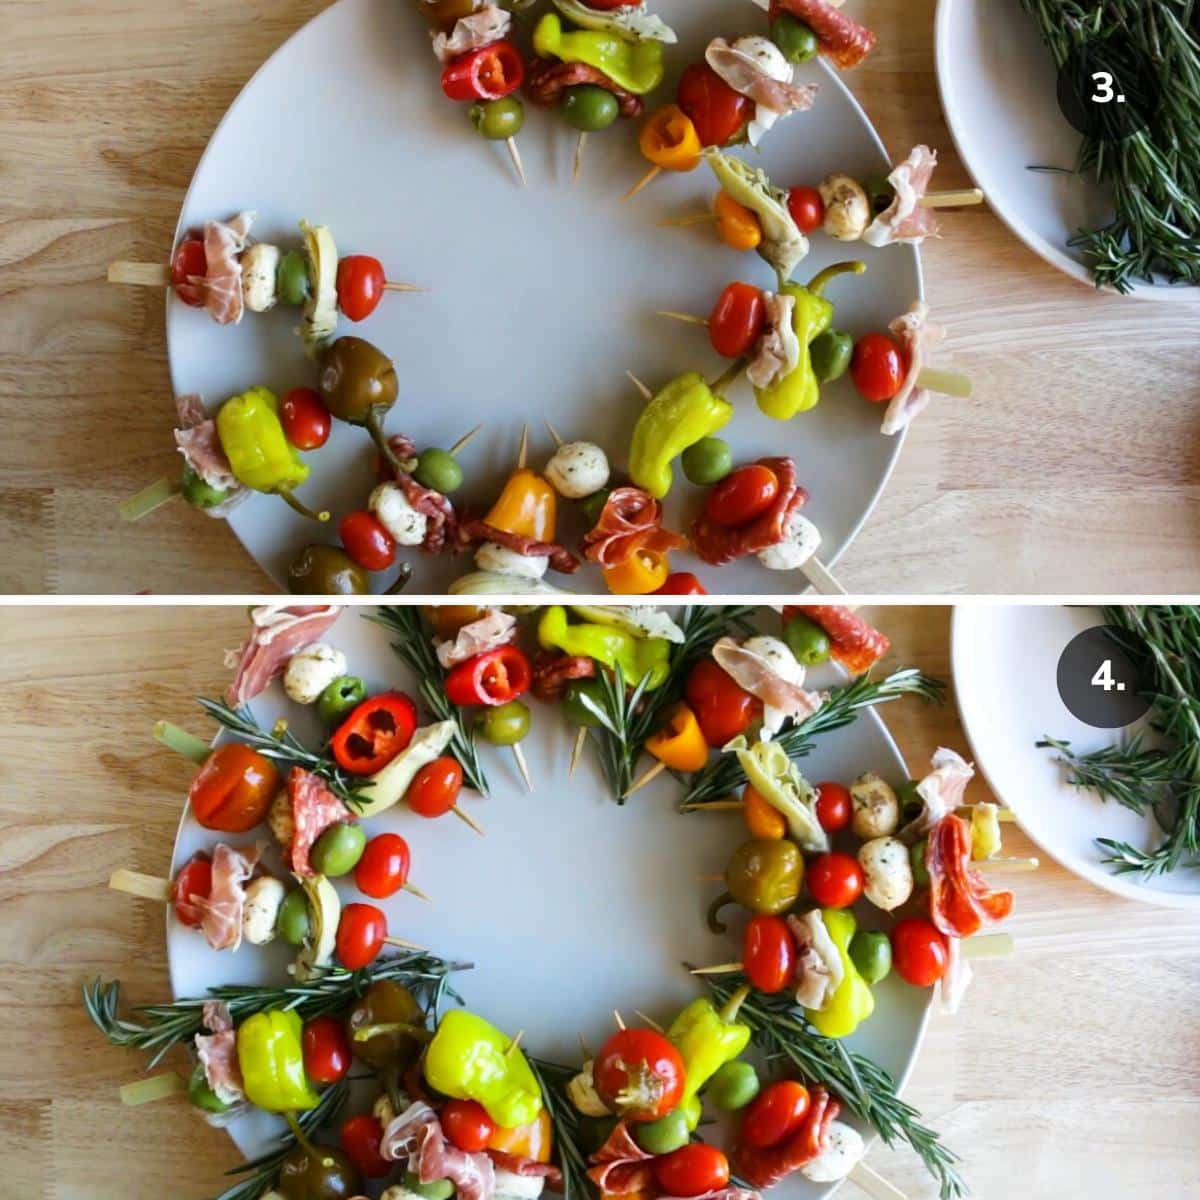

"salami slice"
[783, 605, 889, 674]
[457, 518, 580, 574]
[526, 57, 643, 118]
[732, 1086, 839, 1188]
[926, 813, 1014, 939]
[387, 434, 459, 554]
[531, 651, 597, 702]
[286, 768, 351, 877]
[692, 458, 805, 566]
[769, 0, 876, 69]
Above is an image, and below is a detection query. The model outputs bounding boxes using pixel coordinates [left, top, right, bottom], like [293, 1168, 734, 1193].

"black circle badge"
[1056, 33, 1160, 142]
[1056, 625, 1152, 730]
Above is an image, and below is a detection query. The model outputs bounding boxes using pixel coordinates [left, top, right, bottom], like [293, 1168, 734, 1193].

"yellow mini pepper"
[533, 13, 665, 94]
[645, 702, 709, 772]
[804, 908, 875, 1039]
[639, 106, 702, 172]
[602, 546, 670, 595]
[714, 191, 763, 252]
[485, 468, 558, 542]
[236, 1009, 320, 1113]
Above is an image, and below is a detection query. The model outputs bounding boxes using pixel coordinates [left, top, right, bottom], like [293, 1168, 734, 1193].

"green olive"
[180, 464, 232, 510]
[469, 96, 526, 140]
[289, 545, 369, 596]
[276, 248, 311, 307]
[849, 929, 893, 984]
[706, 1059, 760, 1111]
[562, 85, 620, 132]
[414, 447, 464, 494]
[187, 1062, 232, 1113]
[310, 822, 366, 877]
[681, 437, 734, 486]
[633, 1107, 691, 1155]
[810, 330, 855, 383]
[770, 14, 819, 64]
[317, 675, 367, 726]
[910, 838, 931, 889]
[897, 780, 923, 825]
[345, 980, 428, 1070]
[863, 172, 897, 215]
[579, 488, 611, 526]
[563, 679, 605, 728]
[476, 699, 531, 746]
[782, 613, 832, 666]
[276, 889, 311, 946]
[404, 1172, 456, 1200]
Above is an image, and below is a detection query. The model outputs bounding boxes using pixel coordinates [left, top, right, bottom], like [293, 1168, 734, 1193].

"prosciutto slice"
[864, 145, 940, 248]
[782, 605, 889, 674]
[787, 910, 844, 1011]
[747, 292, 801, 390]
[768, 0, 876, 69]
[660, 1191, 761, 1200]
[733, 1086, 839, 1188]
[926, 813, 1014, 939]
[938, 933, 974, 1015]
[225, 605, 342, 705]
[195, 212, 254, 325]
[172, 392, 245, 514]
[580, 486, 686, 568]
[705, 37, 816, 145]
[898, 747, 974, 844]
[388, 434, 459, 554]
[712, 637, 824, 735]
[692, 457, 806, 566]
[192, 842, 260, 952]
[586, 1122, 656, 1195]
[881, 302, 946, 436]
[435, 608, 518, 669]
[286, 768, 351, 877]
[432, 5, 512, 62]
[195, 1000, 244, 1106]
[383, 1102, 496, 1200]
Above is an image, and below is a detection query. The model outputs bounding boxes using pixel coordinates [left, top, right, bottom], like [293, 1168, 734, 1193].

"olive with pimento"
[344, 979, 430, 1070]
[288, 545, 369, 595]
[317, 336, 401, 470]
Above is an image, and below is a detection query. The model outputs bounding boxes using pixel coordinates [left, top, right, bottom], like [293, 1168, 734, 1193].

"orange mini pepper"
[488, 1107, 553, 1163]
[485, 468, 558, 542]
[645, 702, 710, 773]
[639, 105, 703, 172]
[744, 783, 787, 840]
[602, 545, 671, 594]
[714, 190, 763, 252]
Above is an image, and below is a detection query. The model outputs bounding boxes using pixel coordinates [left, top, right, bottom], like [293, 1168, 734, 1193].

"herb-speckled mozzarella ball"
[858, 836, 914, 911]
[742, 635, 804, 683]
[758, 510, 821, 571]
[567, 1060, 611, 1117]
[283, 642, 347, 705]
[494, 1169, 547, 1200]
[544, 441, 610, 500]
[474, 541, 550, 581]
[241, 243, 280, 313]
[370, 482, 429, 547]
[849, 771, 900, 838]
[241, 876, 286, 944]
[800, 1121, 865, 1182]
[732, 34, 793, 82]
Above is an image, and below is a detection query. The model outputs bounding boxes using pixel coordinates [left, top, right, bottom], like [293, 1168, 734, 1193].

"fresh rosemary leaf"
[528, 1056, 593, 1200]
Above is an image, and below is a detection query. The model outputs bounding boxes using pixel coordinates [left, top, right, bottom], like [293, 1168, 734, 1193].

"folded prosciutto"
[864, 145, 941, 248]
[194, 999, 245, 1107]
[897, 747, 974, 843]
[383, 1102, 497, 1200]
[435, 608, 518, 669]
[197, 212, 254, 326]
[225, 605, 342, 705]
[432, 5, 512, 63]
[881, 302, 946, 436]
[787, 909, 844, 1010]
[705, 36, 817, 146]
[192, 842, 260, 952]
[173, 394, 245, 514]
[712, 636, 824, 736]
[746, 292, 801, 391]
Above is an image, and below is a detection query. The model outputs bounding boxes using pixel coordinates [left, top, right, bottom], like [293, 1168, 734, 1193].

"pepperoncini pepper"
[216, 387, 329, 521]
[645, 702, 709, 772]
[537, 605, 670, 689]
[533, 13, 665, 94]
[707, 838, 803, 933]
[423, 1009, 543, 1129]
[236, 1009, 320, 1113]
[754, 261, 867, 421]
[667, 985, 751, 1105]
[628, 372, 734, 500]
[804, 908, 875, 1039]
[485, 468, 558, 541]
[640, 106, 702, 171]
[602, 546, 671, 595]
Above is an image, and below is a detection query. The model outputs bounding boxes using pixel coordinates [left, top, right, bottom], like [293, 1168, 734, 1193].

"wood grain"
[1, 604, 1198, 1199]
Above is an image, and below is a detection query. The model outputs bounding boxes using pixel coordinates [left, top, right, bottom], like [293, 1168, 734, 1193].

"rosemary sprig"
[369, 606, 489, 794]
[195, 697, 370, 811]
[84, 951, 470, 1068]
[697, 972, 968, 1200]
[528, 1056, 592, 1200]
[683, 667, 946, 808]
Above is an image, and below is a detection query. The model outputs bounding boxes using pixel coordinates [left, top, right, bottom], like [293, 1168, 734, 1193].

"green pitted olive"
[288, 545, 369, 596]
[276, 1142, 361, 1200]
[562, 85, 620, 132]
[317, 675, 367, 726]
[476, 700, 531, 746]
[404, 1172, 457, 1200]
[579, 488, 611, 526]
[414, 448, 464, 494]
[345, 980, 429, 1070]
[849, 929, 893, 984]
[910, 838, 931, 889]
[810, 330, 854, 383]
[276, 888, 311, 947]
[310, 822, 366, 877]
[681, 436, 734, 486]
[188, 1062, 232, 1113]
[276, 248, 311, 306]
[706, 1059, 760, 1110]
[782, 612, 832, 666]
[470, 96, 526, 140]
[863, 173, 897, 215]
[180, 464, 232, 510]
[563, 679, 605, 728]
[770, 14, 818, 64]
[634, 1107, 691, 1155]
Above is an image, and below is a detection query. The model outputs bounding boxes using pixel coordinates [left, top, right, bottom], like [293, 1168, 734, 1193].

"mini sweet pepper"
[485, 468, 558, 542]
[667, 985, 751, 1105]
[602, 546, 671, 595]
[537, 605, 670, 689]
[640, 105, 702, 171]
[533, 13, 665, 94]
[644, 702, 709, 772]
[236, 1009, 321, 1113]
[804, 908, 875, 1039]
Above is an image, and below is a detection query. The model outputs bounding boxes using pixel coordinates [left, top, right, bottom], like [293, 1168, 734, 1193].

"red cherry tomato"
[704, 464, 780, 528]
[815, 781, 853, 832]
[653, 1144, 731, 1197]
[806, 851, 865, 909]
[684, 658, 761, 747]
[593, 1028, 686, 1122]
[302, 1015, 352, 1084]
[336, 254, 387, 323]
[280, 387, 332, 451]
[171, 853, 212, 928]
[850, 332, 908, 403]
[336, 902, 387, 970]
[708, 282, 767, 359]
[743, 915, 796, 994]
[169, 236, 208, 307]
[339, 510, 397, 572]
[740, 1080, 812, 1149]
[654, 571, 708, 595]
[787, 185, 825, 235]
[340, 1113, 391, 1178]
[442, 1100, 497, 1152]
[677, 62, 753, 148]
[891, 917, 950, 987]
[354, 832, 413, 898]
[407, 756, 464, 818]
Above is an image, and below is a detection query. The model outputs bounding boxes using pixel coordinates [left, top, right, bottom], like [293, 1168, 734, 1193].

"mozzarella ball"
[819, 173, 872, 241]
[370, 482, 429, 547]
[758, 510, 821, 571]
[544, 441, 610, 500]
[241, 243, 280, 312]
[732, 34, 793, 81]
[494, 1169, 546, 1200]
[268, 788, 293, 849]
[800, 1121, 865, 1183]
[282, 642, 347, 705]
[858, 836, 914, 911]
[567, 1060, 611, 1117]
[742, 635, 804, 684]
[241, 876, 286, 944]
[850, 771, 900, 838]
[474, 541, 550, 581]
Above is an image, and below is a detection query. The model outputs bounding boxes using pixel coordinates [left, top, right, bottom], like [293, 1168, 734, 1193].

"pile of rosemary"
[1039, 605, 1200, 876]
[1020, 0, 1200, 291]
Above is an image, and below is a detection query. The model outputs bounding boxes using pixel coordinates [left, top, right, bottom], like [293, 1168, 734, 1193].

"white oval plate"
[166, 0, 921, 594]
[935, 0, 1198, 300]
[952, 605, 1200, 909]
[166, 607, 930, 1189]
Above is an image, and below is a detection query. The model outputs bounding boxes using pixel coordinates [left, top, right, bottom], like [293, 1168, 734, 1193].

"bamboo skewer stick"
[573, 132, 588, 183]
[568, 727, 587, 776]
[109, 869, 171, 903]
[120, 1072, 187, 1106]
[517, 423, 529, 470]
[633, 1010, 665, 1033]
[627, 372, 653, 402]
[627, 759, 667, 796]
[612, 1010, 627, 1030]
[451, 805, 486, 836]
[851, 1161, 908, 1200]
[977, 856, 1040, 874]
[403, 882, 433, 902]
[507, 137, 527, 186]
[511, 743, 534, 793]
[623, 164, 662, 201]
[449, 424, 484, 456]
[544, 420, 564, 448]
[107, 261, 424, 292]
[383, 935, 428, 951]
[679, 798, 1016, 821]
[154, 720, 211, 765]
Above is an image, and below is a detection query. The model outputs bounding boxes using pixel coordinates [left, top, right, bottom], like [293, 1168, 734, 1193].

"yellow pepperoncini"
[533, 13, 665, 94]
[236, 1009, 320, 1113]
[639, 105, 702, 172]
[805, 908, 875, 1039]
[602, 545, 670, 594]
[714, 191, 764, 252]
[485, 468, 558, 542]
[644, 702, 709, 772]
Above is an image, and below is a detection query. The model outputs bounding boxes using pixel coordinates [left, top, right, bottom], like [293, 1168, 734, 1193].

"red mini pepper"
[329, 692, 418, 776]
[445, 645, 532, 707]
[441, 40, 525, 102]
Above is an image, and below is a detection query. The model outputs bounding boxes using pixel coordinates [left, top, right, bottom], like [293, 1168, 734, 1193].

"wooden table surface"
[2, 1, 1199, 594]
[2, 603, 1198, 1199]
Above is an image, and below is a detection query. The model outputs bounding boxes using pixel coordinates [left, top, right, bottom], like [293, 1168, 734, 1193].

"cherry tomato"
[890, 917, 949, 987]
[443, 1099, 497, 1152]
[407, 756, 464, 818]
[743, 915, 796, 994]
[280, 387, 332, 451]
[708, 282, 767, 359]
[654, 571, 708, 595]
[677, 62, 752, 148]
[593, 1028, 686, 1122]
[806, 851, 865, 909]
[188, 744, 279, 833]
[704, 465, 780, 528]
[171, 853, 212, 928]
[815, 781, 853, 832]
[169, 236, 207, 307]
[302, 1015, 352, 1084]
[787, 185, 825, 234]
[336, 902, 387, 970]
[339, 510, 397, 572]
[850, 332, 908, 403]
[654, 1143, 731, 1196]
[336, 254, 387, 322]
[340, 1113, 391, 1178]
[354, 832, 413, 898]
[740, 1080, 812, 1149]
[685, 658, 761, 747]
